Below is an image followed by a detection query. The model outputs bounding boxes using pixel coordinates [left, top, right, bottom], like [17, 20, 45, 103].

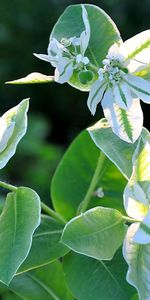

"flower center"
[98, 58, 128, 87]
[60, 38, 89, 68]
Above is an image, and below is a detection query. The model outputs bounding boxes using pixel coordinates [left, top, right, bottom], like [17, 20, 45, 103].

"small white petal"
[125, 74, 150, 103]
[33, 53, 55, 64]
[133, 210, 150, 244]
[103, 59, 110, 65]
[70, 37, 80, 46]
[113, 82, 133, 110]
[55, 57, 73, 83]
[76, 54, 82, 64]
[82, 56, 89, 65]
[80, 5, 90, 55]
[87, 80, 106, 115]
[48, 38, 63, 55]
[107, 43, 124, 61]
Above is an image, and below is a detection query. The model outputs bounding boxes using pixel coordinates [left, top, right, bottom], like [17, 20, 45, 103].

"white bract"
[123, 137, 150, 243]
[87, 32, 150, 143]
[34, 5, 90, 84]
[0, 99, 29, 169]
[123, 137, 150, 299]
[0, 119, 15, 153]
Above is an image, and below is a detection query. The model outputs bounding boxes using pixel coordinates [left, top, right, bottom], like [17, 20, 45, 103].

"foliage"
[0, 2, 150, 300]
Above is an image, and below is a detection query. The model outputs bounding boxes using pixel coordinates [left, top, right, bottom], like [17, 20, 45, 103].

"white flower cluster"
[35, 5, 150, 143]
[34, 5, 91, 84]
[88, 43, 150, 115]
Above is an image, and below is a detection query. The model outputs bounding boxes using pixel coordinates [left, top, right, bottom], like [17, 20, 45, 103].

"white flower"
[87, 34, 150, 142]
[88, 42, 150, 115]
[34, 5, 90, 84]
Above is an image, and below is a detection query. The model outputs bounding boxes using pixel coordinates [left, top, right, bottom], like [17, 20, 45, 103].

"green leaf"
[131, 295, 139, 300]
[63, 251, 135, 300]
[51, 130, 127, 221]
[0, 99, 29, 169]
[2, 293, 22, 300]
[51, 4, 121, 91]
[9, 261, 73, 300]
[6, 73, 54, 84]
[88, 118, 150, 179]
[18, 215, 69, 274]
[123, 223, 150, 300]
[0, 187, 40, 285]
[61, 206, 126, 260]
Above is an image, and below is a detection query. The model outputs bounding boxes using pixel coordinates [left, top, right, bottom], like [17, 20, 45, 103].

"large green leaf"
[9, 261, 73, 300]
[18, 215, 69, 274]
[88, 118, 150, 179]
[0, 187, 40, 285]
[2, 293, 22, 300]
[63, 251, 135, 300]
[61, 206, 126, 260]
[51, 130, 126, 221]
[123, 223, 150, 300]
[51, 4, 121, 91]
[0, 99, 29, 169]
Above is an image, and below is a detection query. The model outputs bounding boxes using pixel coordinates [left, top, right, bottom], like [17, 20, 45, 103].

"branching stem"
[0, 180, 17, 192]
[0, 180, 66, 226]
[41, 202, 66, 225]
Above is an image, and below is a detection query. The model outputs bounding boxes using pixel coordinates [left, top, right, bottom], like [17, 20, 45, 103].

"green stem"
[78, 152, 106, 214]
[41, 202, 66, 225]
[0, 180, 66, 226]
[122, 216, 139, 223]
[89, 63, 99, 73]
[0, 180, 17, 192]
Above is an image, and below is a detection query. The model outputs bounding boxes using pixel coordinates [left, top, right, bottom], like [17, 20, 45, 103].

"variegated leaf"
[6, 73, 54, 84]
[133, 210, 150, 244]
[123, 184, 148, 221]
[130, 137, 150, 195]
[121, 30, 150, 73]
[123, 223, 150, 300]
[0, 99, 29, 169]
[101, 93, 143, 143]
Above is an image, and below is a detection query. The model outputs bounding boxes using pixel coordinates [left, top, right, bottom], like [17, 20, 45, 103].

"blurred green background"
[0, 0, 150, 201]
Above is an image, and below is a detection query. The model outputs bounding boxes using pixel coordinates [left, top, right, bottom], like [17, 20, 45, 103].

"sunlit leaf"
[61, 206, 126, 260]
[6, 73, 54, 84]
